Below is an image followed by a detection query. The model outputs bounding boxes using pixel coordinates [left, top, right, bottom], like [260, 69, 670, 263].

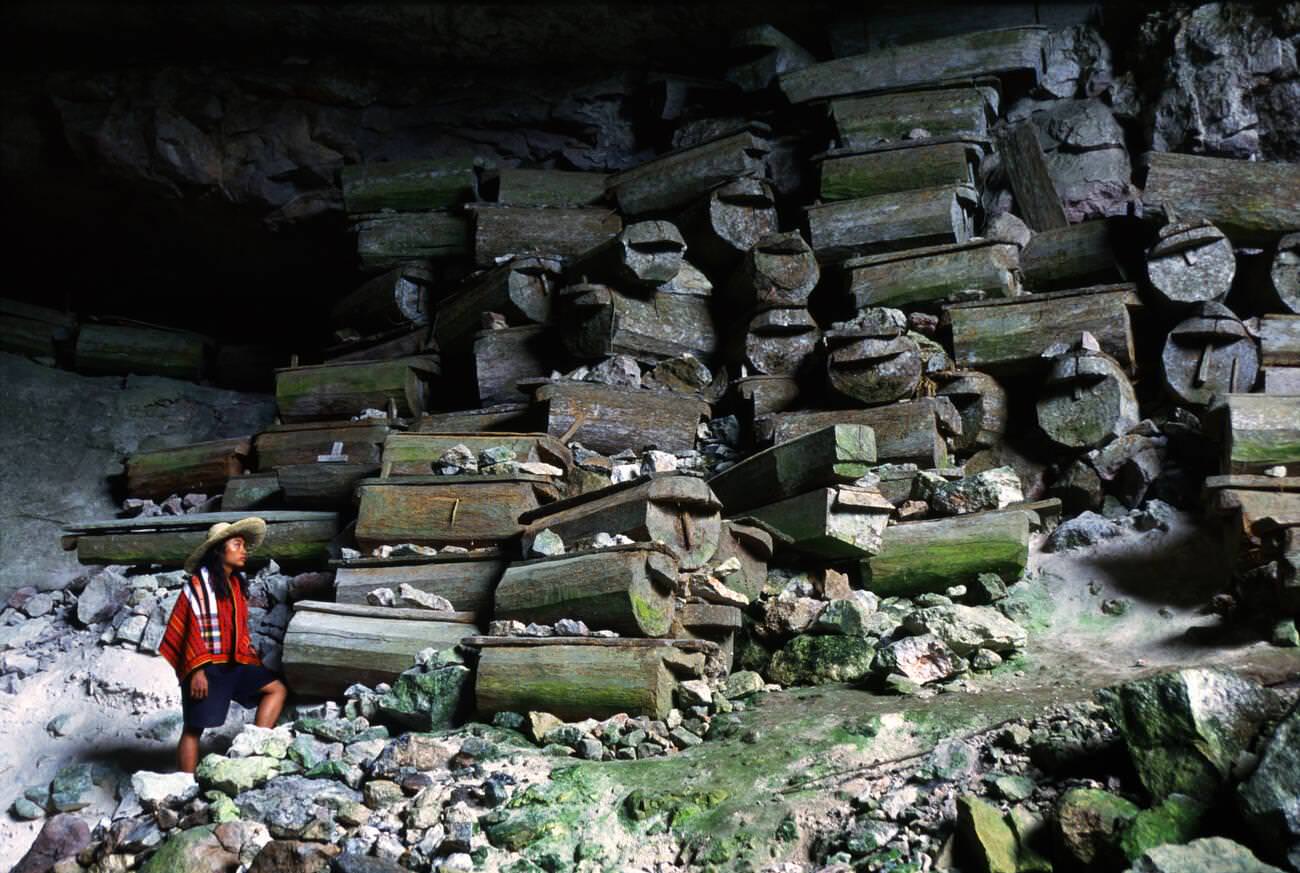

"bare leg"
[177, 728, 202, 773]
[255, 680, 287, 728]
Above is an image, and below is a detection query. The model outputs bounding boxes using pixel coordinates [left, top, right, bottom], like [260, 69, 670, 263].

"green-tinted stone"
[205, 790, 240, 824]
[992, 775, 1036, 803]
[1237, 700, 1300, 858]
[139, 825, 236, 873]
[1055, 787, 1140, 870]
[1119, 794, 1204, 861]
[376, 664, 470, 731]
[766, 634, 875, 686]
[194, 754, 283, 796]
[957, 796, 1018, 873]
[10, 797, 44, 820]
[1270, 619, 1299, 648]
[49, 763, 94, 812]
[1125, 836, 1286, 873]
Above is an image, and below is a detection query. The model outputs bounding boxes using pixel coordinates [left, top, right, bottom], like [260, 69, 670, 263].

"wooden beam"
[1221, 394, 1300, 474]
[125, 436, 251, 501]
[274, 357, 438, 422]
[830, 85, 996, 151]
[997, 123, 1067, 231]
[817, 139, 983, 202]
[606, 123, 771, 216]
[341, 157, 482, 214]
[1141, 152, 1300, 247]
[845, 239, 1020, 309]
[465, 204, 622, 267]
[533, 381, 709, 456]
[709, 424, 877, 515]
[353, 211, 469, 271]
[805, 184, 977, 263]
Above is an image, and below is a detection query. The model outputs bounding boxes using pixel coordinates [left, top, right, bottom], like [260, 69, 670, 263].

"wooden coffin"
[781, 26, 1047, 103]
[745, 485, 894, 560]
[341, 158, 482, 214]
[1141, 152, 1300, 247]
[329, 264, 435, 334]
[607, 123, 771, 215]
[416, 403, 544, 435]
[1146, 221, 1235, 307]
[1160, 304, 1259, 406]
[520, 474, 722, 571]
[324, 323, 438, 365]
[220, 472, 282, 511]
[1258, 315, 1300, 368]
[275, 464, 376, 510]
[474, 325, 563, 406]
[74, 323, 208, 381]
[63, 510, 338, 568]
[1020, 219, 1127, 291]
[824, 327, 922, 406]
[738, 307, 820, 376]
[354, 474, 561, 551]
[862, 509, 1031, 596]
[725, 23, 816, 93]
[0, 299, 75, 360]
[563, 220, 687, 289]
[708, 520, 773, 601]
[675, 177, 778, 269]
[805, 184, 977, 263]
[433, 256, 562, 357]
[381, 431, 572, 478]
[817, 139, 984, 202]
[353, 211, 469, 271]
[470, 637, 716, 720]
[845, 239, 1020, 309]
[997, 122, 1067, 231]
[670, 603, 743, 672]
[945, 284, 1139, 375]
[1035, 347, 1139, 451]
[724, 231, 820, 310]
[1220, 394, 1300, 474]
[764, 397, 961, 467]
[932, 370, 1008, 452]
[275, 357, 439, 422]
[333, 551, 509, 617]
[709, 424, 876, 516]
[1204, 477, 1300, 537]
[494, 543, 679, 637]
[124, 436, 251, 500]
[282, 600, 477, 699]
[1270, 232, 1300, 315]
[487, 167, 608, 208]
[533, 381, 710, 455]
[562, 283, 718, 363]
[255, 420, 393, 470]
[1263, 368, 1300, 395]
[830, 85, 996, 151]
[732, 375, 801, 422]
[465, 204, 623, 267]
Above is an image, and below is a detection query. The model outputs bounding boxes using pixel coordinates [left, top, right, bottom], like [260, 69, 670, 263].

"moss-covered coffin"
[274, 357, 439, 422]
[1219, 394, 1300, 474]
[763, 397, 961, 468]
[861, 509, 1031, 596]
[744, 485, 894, 560]
[125, 436, 252, 501]
[817, 139, 984, 202]
[708, 424, 876, 516]
[828, 85, 997, 151]
[254, 420, 393, 470]
[533, 381, 711, 456]
[333, 551, 509, 617]
[379, 431, 572, 478]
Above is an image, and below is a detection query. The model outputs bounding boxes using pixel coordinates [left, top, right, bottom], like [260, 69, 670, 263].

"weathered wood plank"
[1141, 152, 1300, 247]
[495, 544, 678, 637]
[1161, 304, 1259, 406]
[1257, 315, 1300, 367]
[846, 239, 1020, 309]
[330, 264, 435, 334]
[69, 513, 339, 567]
[818, 140, 983, 202]
[724, 231, 820, 310]
[675, 177, 778, 269]
[765, 397, 960, 467]
[1221, 394, 1300, 474]
[334, 553, 508, 616]
[932, 370, 1008, 452]
[746, 485, 894, 559]
[354, 474, 561, 550]
[862, 509, 1031, 596]
[997, 123, 1067, 230]
[489, 167, 608, 208]
[607, 124, 771, 215]
[294, 599, 476, 623]
[945, 284, 1138, 374]
[353, 211, 469, 271]
[416, 404, 543, 434]
[74, 323, 208, 381]
[465, 204, 622, 267]
[275, 463, 376, 509]
[1019, 219, 1126, 291]
[282, 608, 472, 699]
[220, 473, 282, 511]
[341, 158, 482, 214]
[0, 301, 74, 359]
[709, 424, 877, 515]
[125, 436, 251, 500]
[805, 184, 977, 263]
[381, 432, 572, 478]
[255, 421, 392, 469]
[324, 323, 438, 365]
[520, 475, 722, 571]
[563, 220, 687, 289]
[1269, 231, 1300, 314]
[1263, 367, 1300, 395]
[433, 256, 562, 356]
[533, 381, 710, 455]
[474, 325, 563, 406]
[561, 283, 718, 363]
[830, 86, 996, 150]
[780, 26, 1047, 103]
[275, 357, 438, 422]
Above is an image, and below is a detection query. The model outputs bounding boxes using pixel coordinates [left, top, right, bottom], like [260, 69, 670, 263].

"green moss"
[1119, 794, 1205, 860]
[629, 590, 671, 637]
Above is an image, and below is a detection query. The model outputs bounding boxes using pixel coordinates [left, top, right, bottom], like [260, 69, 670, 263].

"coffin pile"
[51, 21, 1300, 730]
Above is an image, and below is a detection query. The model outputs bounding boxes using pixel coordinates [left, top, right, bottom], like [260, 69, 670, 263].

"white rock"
[398, 583, 454, 612]
[366, 587, 397, 607]
[131, 771, 199, 808]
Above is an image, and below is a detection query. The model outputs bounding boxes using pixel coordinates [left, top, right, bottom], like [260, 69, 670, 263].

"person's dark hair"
[199, 539, 236, 600]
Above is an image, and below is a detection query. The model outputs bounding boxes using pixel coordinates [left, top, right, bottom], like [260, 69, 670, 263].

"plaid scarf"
[185, 567, 225, 655]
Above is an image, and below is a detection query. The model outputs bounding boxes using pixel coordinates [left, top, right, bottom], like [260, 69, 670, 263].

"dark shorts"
[181, 662, 280, 731]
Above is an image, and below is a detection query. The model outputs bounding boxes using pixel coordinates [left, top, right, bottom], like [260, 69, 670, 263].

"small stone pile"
[119, 493, 220, 519]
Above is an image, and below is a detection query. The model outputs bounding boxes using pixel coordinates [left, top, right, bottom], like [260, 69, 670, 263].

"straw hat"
[183, 517, 268, 574]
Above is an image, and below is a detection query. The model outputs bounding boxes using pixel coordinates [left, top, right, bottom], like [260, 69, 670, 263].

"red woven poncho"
[159, 567, 262, 681]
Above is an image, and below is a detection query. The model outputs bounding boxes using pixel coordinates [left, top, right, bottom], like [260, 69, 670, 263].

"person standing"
[159, 517, 288, 772]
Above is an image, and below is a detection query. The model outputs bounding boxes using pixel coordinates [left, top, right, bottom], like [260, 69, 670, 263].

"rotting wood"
[830, 85, 997, 150]
[932, 370, 1008, 452]
[533, 381, 710, 456]
[353, 211, 469, 271]
[494, 544, 679, 637]
[766, 397, 960, 467]
[73, 323, 208, 381]
[520, 474, 722, 571]
[487, 167, 609, 208]
[563, 220, 687, 289]
[1146, 221, 1236, 307]
[945, 284, 1139, 375]
[725, 24, 816, 93]
[254, 420, 393, 470]
[845, 239, 1020, 309]
[1268, 232, 1300, 314]
[997, 123, 1067, 231]
[275, 463, 377, 510]
[416, 404, 544, 435]
[125, 436, 251, 501]
[561, 282, 718, 364]
[805, 184, 977, 263]
[324, 323, 438, 364]
[341, 157, 483, 214]
[334, 552, 509, 617]
[862, 509, 1031, 596]
[708, 520, 773, 600]
[1020, 219, 1126, 291]
[1161, 303, 1259, 406]
[606, 123, 771, 216]
[1257, 315, 1300, 367]
[1220, 394, 1300, 475]
[381, 431, 571, 478]
[474, 324, 563, 406]
[220, 473, 282, 511]
[330, 264, 436, 334]
[1141, 152, 1300, 247]
[275, 357, 438, 422]
[745, 485, 894, 560]
[676, 177, 778, 270]
[464, 204, 622, 267]
[1036, 345, 1140, 451]
[817, 139, 984, 202]
[708, 424, 877, 515]
[736, 307, 820, 376]
[724, 231, 820, 310]
[354, 474, 561, 551]
[433, 256, 562, 356]
[780, 26, 1046, 103]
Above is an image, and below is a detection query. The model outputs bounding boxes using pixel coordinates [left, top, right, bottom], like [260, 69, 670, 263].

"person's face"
[221, 536, 248, 570]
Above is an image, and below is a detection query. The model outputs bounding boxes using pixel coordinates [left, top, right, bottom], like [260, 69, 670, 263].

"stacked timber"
[1217, 394, 1300, 475]
[532, 381, 710, 455]
[275, 357, 439, 422]
[344, 158, 479, 271]
[251, 419, 395, 509]
[124, 437, 251, 501]
[1255, 315, 1300, 394]
[333, 550, 508, 618]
